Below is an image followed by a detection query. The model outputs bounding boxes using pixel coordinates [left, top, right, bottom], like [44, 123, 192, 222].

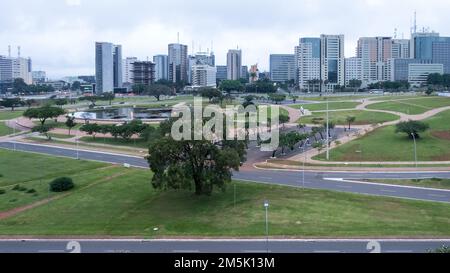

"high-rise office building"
[13, 57, 32, 84]
[95, 42, 122, 94]
[410, 32, 450, 73]
[270, 54, 295, 82]
[131, 61, 155, 86]
[216, 65, 228, 83]
[357, 37, 392, 84]
[321, 34, 345, 91]
[168, 43, 188, 84]
[0, 56, 13, 83]
[227, 49, 242, 80]
[241, 66, 249, 82]
[191, 65, 216, 88]
[123, 57, 138, 84]
[344, 57, 363, 86]
[153, 55, 168, 81]
[392, 39, 410, 59]
[387, 58, 433, 82]
[295, 38, 321, 91]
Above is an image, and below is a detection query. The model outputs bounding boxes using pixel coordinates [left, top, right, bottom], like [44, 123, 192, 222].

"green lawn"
[365, 178, 450, 190]
[367, 97, 450, 114]
[291, 102, 360, 111]
[315, 110, 450, 162]
[298, 95, 376, 101]
[79, 136, 150, 149]
[0, 149, 449, 237]
[299, 110, 399, 125]
[0, 122, 12, 137]
[0, 111, 24, 120]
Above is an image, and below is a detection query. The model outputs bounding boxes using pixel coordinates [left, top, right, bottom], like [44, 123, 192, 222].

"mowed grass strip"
[299, 110, 399, 125]
[316, 110, 450, 162]
[367, 97, 450, 115]
[0, 149, 107, 187]
[0, 111, 24, 120]
[0, 122, 12, 137]
[291, 101, 360, 112]
[0, 150, 449, 237]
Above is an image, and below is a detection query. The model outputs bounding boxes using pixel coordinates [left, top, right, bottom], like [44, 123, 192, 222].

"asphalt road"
[0, 239, 448, 253]
[0, 142, 449, 203]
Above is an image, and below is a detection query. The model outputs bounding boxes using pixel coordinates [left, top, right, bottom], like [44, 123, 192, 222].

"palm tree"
[346, 116, 356, 130]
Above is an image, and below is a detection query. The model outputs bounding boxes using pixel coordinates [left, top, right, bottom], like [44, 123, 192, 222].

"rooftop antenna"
[414, 10, 417, 34]
[211, 41, 214, 53]
[394, 28, 398, 39]
[192, 40, 195, 55]
[8, 45, 11, 58]
[177, 32, 180, 44]
[17, 46, 21, 58]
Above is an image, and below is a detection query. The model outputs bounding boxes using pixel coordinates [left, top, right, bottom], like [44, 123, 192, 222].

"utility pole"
[326, 97, 330, 160]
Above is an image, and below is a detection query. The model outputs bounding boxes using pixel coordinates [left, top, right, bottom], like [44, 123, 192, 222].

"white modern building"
[392, 39, 410, 59]
[227, 49, 242, 80]
[408, 63, 443, 87]
[0, 56, 13, 82]
[344, 57, 363, 86]
[191, 65, 217, 88]
[123, 57, 138, 84]
[321, 34, 345, 92]
[295, 38, 321, 90]
[12, 57, 32, 84]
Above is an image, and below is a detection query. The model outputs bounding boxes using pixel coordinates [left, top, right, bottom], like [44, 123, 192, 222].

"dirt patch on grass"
[431, 131, 450, 141]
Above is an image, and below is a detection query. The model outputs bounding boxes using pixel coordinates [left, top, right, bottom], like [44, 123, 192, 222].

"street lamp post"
[326, 98, 330, 160]
[302, 138, 309, 189]
[13, 121, 16, 151]
[411, 132, 418, 168]
[264, 200, 269, 253]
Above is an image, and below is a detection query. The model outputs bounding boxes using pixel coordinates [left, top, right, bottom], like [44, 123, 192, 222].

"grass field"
[291, 102, 360, 112]
[365, 178, 450, 190]
[315, 110, 450, 162]
[367, 97, 450, 115]
[298, 95, 376, 101]
[299, 110, 399, 125]
[35, 120, 83, 130]
[79, 136, 149, 149]
[0, 149, 449, 237]
[0, 111, 24, 120]
[0, 122, 12, 137]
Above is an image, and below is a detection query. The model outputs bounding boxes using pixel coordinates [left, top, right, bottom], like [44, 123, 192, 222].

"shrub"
[26, 189, 37, 194]
[12, 185, 27, 191]
[49, 177, 74, 192]
[0, 189, 5, 195]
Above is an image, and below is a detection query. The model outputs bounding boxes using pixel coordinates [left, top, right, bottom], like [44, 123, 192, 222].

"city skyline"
[1, 0, 450, 78]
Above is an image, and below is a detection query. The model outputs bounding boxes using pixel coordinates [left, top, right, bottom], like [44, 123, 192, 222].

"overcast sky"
[1, 0, 449, 79]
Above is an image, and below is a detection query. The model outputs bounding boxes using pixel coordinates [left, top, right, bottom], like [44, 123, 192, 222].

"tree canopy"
[23, 106, 65, 125]
[395, 120, 430, 139]
[219, 80, 244, 93]
[144, 84, 173, 101]
[147, 115, 247, 196]
[0, 98, 24, 111]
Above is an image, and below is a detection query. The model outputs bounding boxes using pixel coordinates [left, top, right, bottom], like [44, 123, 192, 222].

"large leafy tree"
[219, 80, 244, 93]
[395, 120, 430, 139]
[147, 115, 247, 196]
[0, 98, 24, 111]
[199, 88, 223, 103]
[23, 106, 65, 126]
[65, 115, 77, 136]
[268, 93, 286, 104]
[145, 84, 173, 101]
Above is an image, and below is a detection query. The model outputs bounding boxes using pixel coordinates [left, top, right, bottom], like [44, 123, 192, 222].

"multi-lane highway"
[0, 142, 449, 203]
[0, 239, 448, 253]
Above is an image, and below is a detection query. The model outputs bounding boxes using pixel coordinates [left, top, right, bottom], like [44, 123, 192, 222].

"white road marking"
[381, 189, 397, 193]
[428, 194, 446, 198]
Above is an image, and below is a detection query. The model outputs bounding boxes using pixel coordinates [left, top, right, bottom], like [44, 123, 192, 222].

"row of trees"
[131, 84, 174, 100]
[427, 73, 450, 88]
[367, 81, 410, 91]
[11, 78, 54, 94]
[80, 120, 157, 141]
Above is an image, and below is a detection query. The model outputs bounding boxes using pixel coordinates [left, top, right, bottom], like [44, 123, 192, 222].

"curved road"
[0, 142, 449, 203]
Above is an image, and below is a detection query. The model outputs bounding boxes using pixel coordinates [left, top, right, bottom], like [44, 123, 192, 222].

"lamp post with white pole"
[264, 200, 269, 253]
[302, 138, 309, 189]
[326, 98, 330, 160]
[411, 132, 419, 181]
